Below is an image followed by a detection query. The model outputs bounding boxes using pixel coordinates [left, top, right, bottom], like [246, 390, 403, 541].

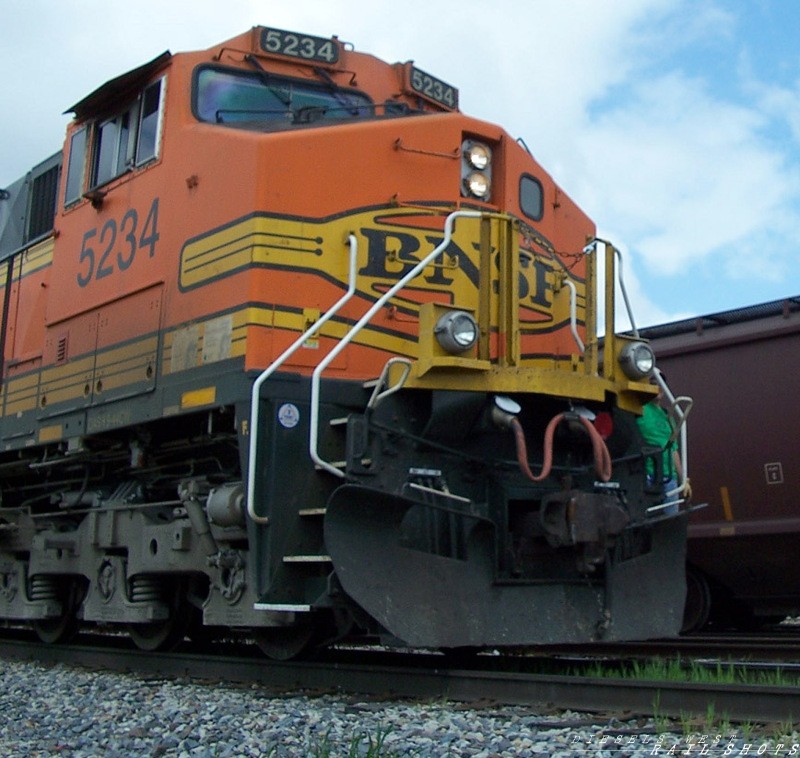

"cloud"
[575, 70, 800, 280]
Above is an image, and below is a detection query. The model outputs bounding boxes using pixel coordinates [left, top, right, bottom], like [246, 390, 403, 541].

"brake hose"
[511, 413, 612, 483]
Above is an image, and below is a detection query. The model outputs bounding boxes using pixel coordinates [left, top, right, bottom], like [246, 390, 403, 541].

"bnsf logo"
[357, 226, 558, 313]
[177, 211, 581, 324]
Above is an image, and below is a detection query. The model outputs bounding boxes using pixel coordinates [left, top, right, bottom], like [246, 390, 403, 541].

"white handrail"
[563, 279, 585, 353]
[613, 244, 638, 337]
[591, 238, 639, 337]
[246, 234, 359, 524]
[654, 369, 694, 499]
[310, 210, 482, 477]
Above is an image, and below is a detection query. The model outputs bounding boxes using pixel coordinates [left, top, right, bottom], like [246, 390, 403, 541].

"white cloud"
[574, 71, 800, 279]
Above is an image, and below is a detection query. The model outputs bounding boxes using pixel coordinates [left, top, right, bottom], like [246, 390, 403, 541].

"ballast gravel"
[0, 659, 794, 756]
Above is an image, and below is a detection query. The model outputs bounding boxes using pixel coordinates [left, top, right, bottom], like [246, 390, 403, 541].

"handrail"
[653, 369, 694, 499]
[310, 210, 482, 477]
[366, 357, 412, 410]
[246, 234, 359, 524]
[563, 279, 585, 353]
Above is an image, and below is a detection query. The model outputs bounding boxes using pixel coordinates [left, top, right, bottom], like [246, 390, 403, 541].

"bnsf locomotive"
[0, 26, 686, 657]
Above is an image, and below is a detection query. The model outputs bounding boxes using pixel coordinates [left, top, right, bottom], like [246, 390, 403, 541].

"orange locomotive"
[0, 26, 685, 656]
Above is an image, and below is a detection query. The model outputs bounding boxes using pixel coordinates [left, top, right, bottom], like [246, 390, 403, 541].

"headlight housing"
[618, 341, 656, 380]
[434, 310, 478, 354]
[461, 139, 492, 201]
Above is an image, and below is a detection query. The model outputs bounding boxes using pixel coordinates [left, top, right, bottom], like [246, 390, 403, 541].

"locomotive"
[0, 26, 687, 657]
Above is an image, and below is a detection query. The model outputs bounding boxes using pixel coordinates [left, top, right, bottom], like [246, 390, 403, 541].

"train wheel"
[32, 577, 84, 644]
[127, 581, 190, 652]
[681, 567, 711, 633]
[254, 624, 317, 660]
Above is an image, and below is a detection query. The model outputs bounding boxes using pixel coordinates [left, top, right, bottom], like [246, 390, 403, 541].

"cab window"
[64, 127, 88, 205]
[194, 66, 373, 127]
[520, 174, 544, 221]
[91, 78, 164, 188]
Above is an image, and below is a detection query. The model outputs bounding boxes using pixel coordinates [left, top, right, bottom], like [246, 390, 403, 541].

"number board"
[259, 28, 340, 64]
[407, 65, 459, 110]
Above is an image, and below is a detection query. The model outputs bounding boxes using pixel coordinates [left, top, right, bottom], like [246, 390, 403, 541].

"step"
[253, 602, 312, 612]
[298, 508, 327, 517]
[282, 554, 332, 564]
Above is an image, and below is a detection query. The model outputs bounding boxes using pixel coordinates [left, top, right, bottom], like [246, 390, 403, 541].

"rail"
[309, 210, 482, 477]
[246, 234, 359, 524]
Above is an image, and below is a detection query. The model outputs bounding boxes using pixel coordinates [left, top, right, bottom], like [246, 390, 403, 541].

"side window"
[64, 127, 88, 205]
[136, 79, 163, 165]
[90, 76, 165, 190]
[93, 109, 134, 187]
[520, 174, 544, 222]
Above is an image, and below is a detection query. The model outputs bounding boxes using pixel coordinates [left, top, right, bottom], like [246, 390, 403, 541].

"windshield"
[194, 67, 376, 127]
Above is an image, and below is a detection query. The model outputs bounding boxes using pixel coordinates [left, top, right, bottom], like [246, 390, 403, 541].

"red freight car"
[640, 297, 800, 631]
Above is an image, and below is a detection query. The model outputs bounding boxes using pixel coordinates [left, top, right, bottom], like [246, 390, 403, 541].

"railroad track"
[0, 632, 798, 723]
[527, 629, 800, 666]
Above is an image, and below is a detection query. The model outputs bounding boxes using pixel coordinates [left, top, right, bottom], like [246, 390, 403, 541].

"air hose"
[510, 412, 612, 483]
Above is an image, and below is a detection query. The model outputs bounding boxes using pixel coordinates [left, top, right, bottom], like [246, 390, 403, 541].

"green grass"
[576, 656, 796, 687]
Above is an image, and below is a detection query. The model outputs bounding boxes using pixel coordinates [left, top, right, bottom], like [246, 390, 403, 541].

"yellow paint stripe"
[720, 485, 733, 522]
[38, 424, 63, 443]
[181, 386, 216, 409]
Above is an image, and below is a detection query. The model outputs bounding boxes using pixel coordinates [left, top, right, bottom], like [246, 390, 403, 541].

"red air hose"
[510, 413, 612, 483]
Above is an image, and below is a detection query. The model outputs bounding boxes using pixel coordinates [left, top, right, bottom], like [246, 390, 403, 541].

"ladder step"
[254, 603, 312, 612]
[282, 554, 332, 563]
[329, 417, 349, 427]
[298, 508, 327, 517]
[316, 460, 346, 470]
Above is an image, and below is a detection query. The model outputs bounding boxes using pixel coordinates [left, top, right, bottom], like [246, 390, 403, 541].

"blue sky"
[2, 0, 798, 327]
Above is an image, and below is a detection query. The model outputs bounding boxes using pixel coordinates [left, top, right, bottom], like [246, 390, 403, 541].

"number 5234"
[77, 197, 160, 287]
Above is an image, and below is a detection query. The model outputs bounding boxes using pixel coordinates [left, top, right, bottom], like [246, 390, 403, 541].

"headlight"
[461, 139, 493, 201]
[465, 142, 491, 170]
[464, 171, 490, 199]
[618, 341, 655, 380]
[434, 310, 478, 354]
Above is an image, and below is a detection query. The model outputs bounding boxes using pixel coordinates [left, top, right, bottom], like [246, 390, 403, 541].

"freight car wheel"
[681, 566, 711, 633]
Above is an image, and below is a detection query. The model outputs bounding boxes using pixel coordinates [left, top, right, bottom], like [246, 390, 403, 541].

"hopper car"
[640, 297, 800, 631]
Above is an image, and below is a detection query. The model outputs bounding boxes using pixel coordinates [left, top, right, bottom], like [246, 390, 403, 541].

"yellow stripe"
[181, 386, 216, 409]
[38, 425, 63, 443]
[720, 485, 733, 521]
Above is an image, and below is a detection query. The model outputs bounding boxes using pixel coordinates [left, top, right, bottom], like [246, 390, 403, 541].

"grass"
[266, 726, 403, 758]
[576, 655, 796, 687]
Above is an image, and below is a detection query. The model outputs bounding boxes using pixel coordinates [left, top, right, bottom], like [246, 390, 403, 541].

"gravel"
[0, 659, 796, 756]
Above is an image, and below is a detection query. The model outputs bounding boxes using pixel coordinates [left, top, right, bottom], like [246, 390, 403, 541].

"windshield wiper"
[312, 67, 363, 115]
[245, 54, 291, 106]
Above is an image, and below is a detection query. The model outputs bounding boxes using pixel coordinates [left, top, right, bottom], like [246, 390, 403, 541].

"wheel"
[32, 577, 85, 644]
[127, 579, 190, 652]
[254, 624, 318, 660]
[681, 566, 711, 633]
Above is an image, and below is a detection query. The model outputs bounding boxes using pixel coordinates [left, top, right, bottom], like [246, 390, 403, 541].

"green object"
[637, 401, 675, 478]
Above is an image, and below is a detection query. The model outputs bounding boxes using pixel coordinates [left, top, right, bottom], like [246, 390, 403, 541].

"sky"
[2, 0, 799, 328]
